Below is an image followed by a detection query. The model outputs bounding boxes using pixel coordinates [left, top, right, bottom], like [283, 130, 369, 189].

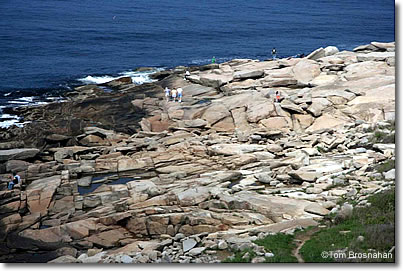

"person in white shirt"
[177, 88, 183, 103]
[164, 87, 171, 102]
[8, 172, 21, 190]
[171, 88, 177, 102]
[184, 70, 190, 80]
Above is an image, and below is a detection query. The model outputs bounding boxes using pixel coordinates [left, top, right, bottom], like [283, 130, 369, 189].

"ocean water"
[0, 0, 395, 120]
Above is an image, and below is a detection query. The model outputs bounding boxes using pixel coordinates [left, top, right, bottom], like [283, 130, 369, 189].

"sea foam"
[77, 68, 164, 85]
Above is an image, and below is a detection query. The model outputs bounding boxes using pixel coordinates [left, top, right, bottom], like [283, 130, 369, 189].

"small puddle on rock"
[77, 170, 155, 195]
[195, 99, 211, 105]
[227, 180, 240, 189]
[39, 225, 51, 230]
[78, 176, 136, 195]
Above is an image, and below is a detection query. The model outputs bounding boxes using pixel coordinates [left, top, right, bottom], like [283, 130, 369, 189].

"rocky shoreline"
[0, 41, 395, 263]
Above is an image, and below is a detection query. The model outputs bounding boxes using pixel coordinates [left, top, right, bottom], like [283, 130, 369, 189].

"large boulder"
[182, 84, 216, 97]
[292, 59, 321, 85]
[0, 148, 39, 162]
[344, 84, 395, 122]
[79, 134, 109, 147]
[199, 73, 233, 88]
[306, 113, 349, 132]
[127, 180, 161, 197]
[371, 41, 395, 51]
[324, 46, 339, 56]
[259, 117, 290, 130]
[230, 107, 251, 132]
[343, 61, 391, 80]
[280, 100, 304, 114]
[356, 52, 395, 62]
[211, 116, 235, 132]
[25, 175, 62, 214]
[176, 187, 210, 206]
[307, 47, 325, 60]
[246, 101, 276, 123]
[5, 160, 31, 173]
[202, 103, 231, 126]
[223, 191, 327, 222]
[307, 98, 332, 117]
[233, 70, 264, 80]
[310, 74, 338, 86]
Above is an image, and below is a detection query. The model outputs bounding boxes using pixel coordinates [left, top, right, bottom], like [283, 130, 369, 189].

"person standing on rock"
[177, 87, 183, 103]
[212, 56, 216, 64]
[274, 91, 281, 103]
[271, 48, 277, 60]
[171, 88, 177, 102]
[164, 87, 171, 102]
[185, 70, 190, 80]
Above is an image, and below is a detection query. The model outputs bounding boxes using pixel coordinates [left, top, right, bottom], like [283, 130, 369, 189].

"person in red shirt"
[275, 91, 281, 103]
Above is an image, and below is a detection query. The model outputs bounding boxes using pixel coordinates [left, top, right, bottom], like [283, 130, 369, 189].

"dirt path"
[292, 227, 321, 263]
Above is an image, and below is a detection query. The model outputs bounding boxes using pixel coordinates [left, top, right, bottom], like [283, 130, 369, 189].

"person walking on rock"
[177, 87, 183, 103]
[164, 87, 171, 102]
[171, 88, 177, 102]
[271, 48, 277, 60]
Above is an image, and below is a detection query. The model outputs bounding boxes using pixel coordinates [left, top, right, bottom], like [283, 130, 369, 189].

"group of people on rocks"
[162, 50, 288, 104]
[164, 86, 183, 103]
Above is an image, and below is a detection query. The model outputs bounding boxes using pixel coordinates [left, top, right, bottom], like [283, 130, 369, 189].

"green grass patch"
[254, 233, 298, 263]
[374, 159, 395, 173]
[300, 189, 395, 263]
[370, 130, 395, 144]
[222, 233, 298, 263]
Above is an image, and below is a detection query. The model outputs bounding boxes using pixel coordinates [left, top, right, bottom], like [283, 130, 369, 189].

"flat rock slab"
[0, 148, 39, 162]
[26, 175, 62, 214]
[357, 51, 395, 62]
[249, 218, 318, 234]
[304, 203, 330, 216]
[234, 70, 264, 80]
[183, 238, 197, 252]
[209, 144, 266, 156]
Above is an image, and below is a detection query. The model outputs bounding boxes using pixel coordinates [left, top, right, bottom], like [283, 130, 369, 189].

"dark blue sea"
[0, 0, 395, 126]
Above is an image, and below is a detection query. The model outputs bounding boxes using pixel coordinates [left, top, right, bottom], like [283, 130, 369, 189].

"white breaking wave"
[8, 100, 30, 104]
[0, 113, 19, 119]
[0, 113, 26, 129]
[0, 119, 30, 129]
[17, 96, 35, 102]
[77, 68, 164, 86]
[0, 97, 51, 129]
[78, 75, 118, 85]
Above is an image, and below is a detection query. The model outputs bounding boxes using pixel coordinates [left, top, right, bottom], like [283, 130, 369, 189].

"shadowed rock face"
[0, 41, 396, 263]
[2, 83, 163, 148]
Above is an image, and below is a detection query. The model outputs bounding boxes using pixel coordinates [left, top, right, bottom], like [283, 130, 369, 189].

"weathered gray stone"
[77, 176, 92, 187]
[0, 148, 39, 162]
[188, 247, 206, 256]
[183, 238, 197, 252]
[304, 203, 330, 216]
[234, 70, 264, 80]
[383, 169, 395, 180]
